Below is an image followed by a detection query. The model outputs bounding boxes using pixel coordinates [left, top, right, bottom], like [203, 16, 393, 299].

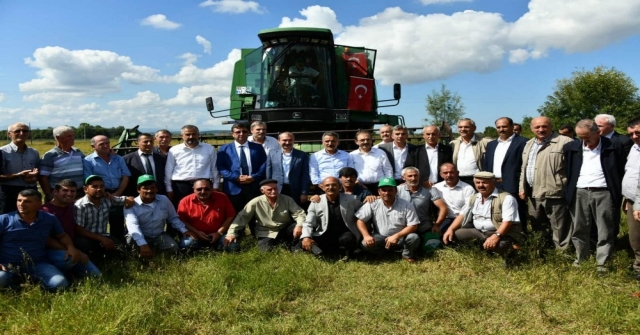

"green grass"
[1, 237, 639, 335]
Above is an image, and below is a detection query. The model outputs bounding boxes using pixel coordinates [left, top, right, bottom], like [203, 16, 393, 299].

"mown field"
[1, 139, 638, 334]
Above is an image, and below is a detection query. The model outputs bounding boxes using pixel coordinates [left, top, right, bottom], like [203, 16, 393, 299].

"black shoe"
[339, 249, 351, 262]
[310, 244, 323, 256]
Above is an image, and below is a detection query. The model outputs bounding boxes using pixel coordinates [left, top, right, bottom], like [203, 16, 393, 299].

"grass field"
[1, 139, 639, 334]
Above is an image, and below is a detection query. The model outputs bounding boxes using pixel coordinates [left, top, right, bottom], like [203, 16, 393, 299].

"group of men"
[2, 112, 640, 291]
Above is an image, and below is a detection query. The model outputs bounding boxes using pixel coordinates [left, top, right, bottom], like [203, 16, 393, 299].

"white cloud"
[0, 93, 5, 102]
[108, 91, 162, 109]
[196, 35, 212, 54]
[19, 47, 160, 100]
[280, 6, 343, 33]
[162, 49, 240, 85]
[199, 0, 264, 14]
[179, 53, 200, 66]
[140, 14, 181, 30]
[420, 0, 472, 4]
[78, 102, 100, 111]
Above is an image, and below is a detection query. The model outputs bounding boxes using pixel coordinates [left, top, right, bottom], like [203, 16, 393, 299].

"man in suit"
[217, 123, 267, 214]
[299, 176, 362, 259]
[450, 118, 491, 188]
[405, 125, 452, 188]
[377, 125, 417, 185]
[123, 133, 167, 197]
[564, 119, 624, 274]
[266, 132, 310, 207]
[483, 117, 528, 233]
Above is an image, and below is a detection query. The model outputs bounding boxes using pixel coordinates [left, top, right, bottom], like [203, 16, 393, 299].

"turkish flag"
[342, 52, 368, 77]
[347, 77, 374, 112]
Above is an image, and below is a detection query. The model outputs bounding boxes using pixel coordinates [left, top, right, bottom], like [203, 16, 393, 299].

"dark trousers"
[74, 235, 124, 259]
[309, 231, 357, 254]
[257, 223, 297, 252]
[453, 228, 515, 256]
[529, 197, 571, 250]
[1, 185, 36, 213]
[169, 180, 196, 237]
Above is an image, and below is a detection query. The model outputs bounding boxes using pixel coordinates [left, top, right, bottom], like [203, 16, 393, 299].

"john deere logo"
[292, 112, 302, 118]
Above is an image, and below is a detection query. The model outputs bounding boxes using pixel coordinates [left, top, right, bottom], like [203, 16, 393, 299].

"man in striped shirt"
[39, 126, 85, 201]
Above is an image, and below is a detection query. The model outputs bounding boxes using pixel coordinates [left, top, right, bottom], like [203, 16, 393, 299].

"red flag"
[347, 77, 374, 112]
[342, 52, 368, 77]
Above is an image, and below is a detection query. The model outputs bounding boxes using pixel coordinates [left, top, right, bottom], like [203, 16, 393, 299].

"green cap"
[378, 177, 397, 188]
[84, 175, 103, 185]
[137, 174, 155, 185]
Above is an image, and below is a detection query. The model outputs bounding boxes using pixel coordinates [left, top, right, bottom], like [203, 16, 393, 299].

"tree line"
[1, 123, 126, 140]
[424, 66, 640, 138]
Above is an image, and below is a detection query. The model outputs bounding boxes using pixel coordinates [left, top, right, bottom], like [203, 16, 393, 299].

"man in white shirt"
[433, 162, 475, 233]
[350, 130, 392, 194]
[248, 121, 280, 155]
[563, 119, 624, 275]
[164, 125, 219, 208]
[622, 117, 640, 280]
[449, 118, 491, 188]
[377, 125, 417, 185]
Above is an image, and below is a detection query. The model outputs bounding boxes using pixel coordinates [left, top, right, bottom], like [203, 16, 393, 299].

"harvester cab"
[207, 27, 404, 150]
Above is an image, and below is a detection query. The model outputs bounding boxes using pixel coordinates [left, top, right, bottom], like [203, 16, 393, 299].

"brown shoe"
[402, 256, 416, 263]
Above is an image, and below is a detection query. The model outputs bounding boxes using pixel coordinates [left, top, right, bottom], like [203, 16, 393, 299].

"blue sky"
[1, 0, 639, 133]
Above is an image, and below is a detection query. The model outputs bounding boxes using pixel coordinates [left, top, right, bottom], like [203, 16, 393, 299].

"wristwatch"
[494, 232, 502, 238]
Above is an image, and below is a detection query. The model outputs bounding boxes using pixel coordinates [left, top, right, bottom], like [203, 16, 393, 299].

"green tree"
[483, 126, 498, 138]
[538, 66, 640, 130]
[518, 116, 534, 139]
[424, 84, 465, 128]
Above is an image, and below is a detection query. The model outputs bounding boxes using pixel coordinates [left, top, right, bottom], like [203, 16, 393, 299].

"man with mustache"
[405, 125, 453, 188]
[153, 129, 172, 157]
[0, 122, 40, 213]
[564, 119, 624, 275]
[450, 118, 491, 188]
[397, 167, 448, 235]
[248, 121, 280, 155]
[623, 117, 640, 280]
[519, 116, 573, 250]
[433, 163, 475, 233]
[309, 132, 353, 193]
[443, 172, 524, 260]
[374, 125, 393, 148]
[377, 125, 417, 185]
[350, 130, 392, 194]
[165, 125, 219, 208]
[483, 117, 528, 234]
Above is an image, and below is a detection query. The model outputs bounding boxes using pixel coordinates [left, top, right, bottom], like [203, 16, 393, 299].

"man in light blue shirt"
[309, 132, 353, 191]
[124, 175, 196, 259]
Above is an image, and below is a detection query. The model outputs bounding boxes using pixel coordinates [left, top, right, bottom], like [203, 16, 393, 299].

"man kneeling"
[124, 175, 197, 259]
[299, 177, 362, 259]
[443, 171, 524, 259]
[355, 178, 421, 262]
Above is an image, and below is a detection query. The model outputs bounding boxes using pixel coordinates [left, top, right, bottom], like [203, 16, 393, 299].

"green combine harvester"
[206, 27, 404, 151]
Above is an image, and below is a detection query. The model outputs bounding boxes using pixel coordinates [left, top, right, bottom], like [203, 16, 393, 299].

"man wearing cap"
[0, 122, 40, 213]
[217, 123, 267, 213]
[177, 179, 239, 252]
[397, 167, 448, 235]
[124, 133, 167, 197]
[41, 179, 101, 278]
[125, 175, 197, 258]
[356, 177, 421, 262]
[74, 175, 134, 255]
[309, 132, 353, 192]
[433, 163, 475, 233]
[83, 135, 131, 240]
[225, 179, 306, 252]
[299, 177, 362, 259]
[443, 172, 524, 259]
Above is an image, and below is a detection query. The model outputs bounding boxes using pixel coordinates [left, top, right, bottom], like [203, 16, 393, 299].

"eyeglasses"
[12, 129, 30, 134]
[195, 187, 211, 191]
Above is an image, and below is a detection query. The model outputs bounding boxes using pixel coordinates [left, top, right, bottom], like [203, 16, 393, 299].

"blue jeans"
[46, 250, 101, 278]
[180, 234, 240, 252]
[0, 262, 69, 292]
[361, 233, 420, 258]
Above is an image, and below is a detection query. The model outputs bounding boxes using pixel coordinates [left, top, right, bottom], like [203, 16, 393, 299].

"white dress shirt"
[248, 135, 280, 155]
[392, 143, 409, 179]
[457, 137, 479, 177]
[433, 180, 476, 218]
[492, 134, 514, 178]
[622, 144, 640, 200]
[165, 142, 219, 191]
[350, 147, 393, 183]
[425, 144, 438, 183]
[576, 140, 607, 188]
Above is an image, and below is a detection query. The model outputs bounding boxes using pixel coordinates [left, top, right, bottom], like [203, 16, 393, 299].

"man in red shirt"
[177, 178, 238, 251]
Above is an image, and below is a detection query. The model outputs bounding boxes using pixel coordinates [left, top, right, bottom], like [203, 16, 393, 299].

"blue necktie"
[240, 146, 249, 175]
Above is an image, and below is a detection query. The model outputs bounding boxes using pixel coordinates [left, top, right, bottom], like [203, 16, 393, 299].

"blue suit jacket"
[216, 141, 267, 195]
[483, 134, 527, 194]
[266, 148, 310, 201]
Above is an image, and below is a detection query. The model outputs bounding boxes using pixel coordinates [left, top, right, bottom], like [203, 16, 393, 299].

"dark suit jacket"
[610, 131, 633, 161]
[483, 134, 528, 194]
[563, 136, 624, 206]
[123, 151, 167, 196]
[216, 141, 267, 195]
[377, 142, 417, 177]
[266, 148, 310, 201]
[404, 143, 452, 184]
